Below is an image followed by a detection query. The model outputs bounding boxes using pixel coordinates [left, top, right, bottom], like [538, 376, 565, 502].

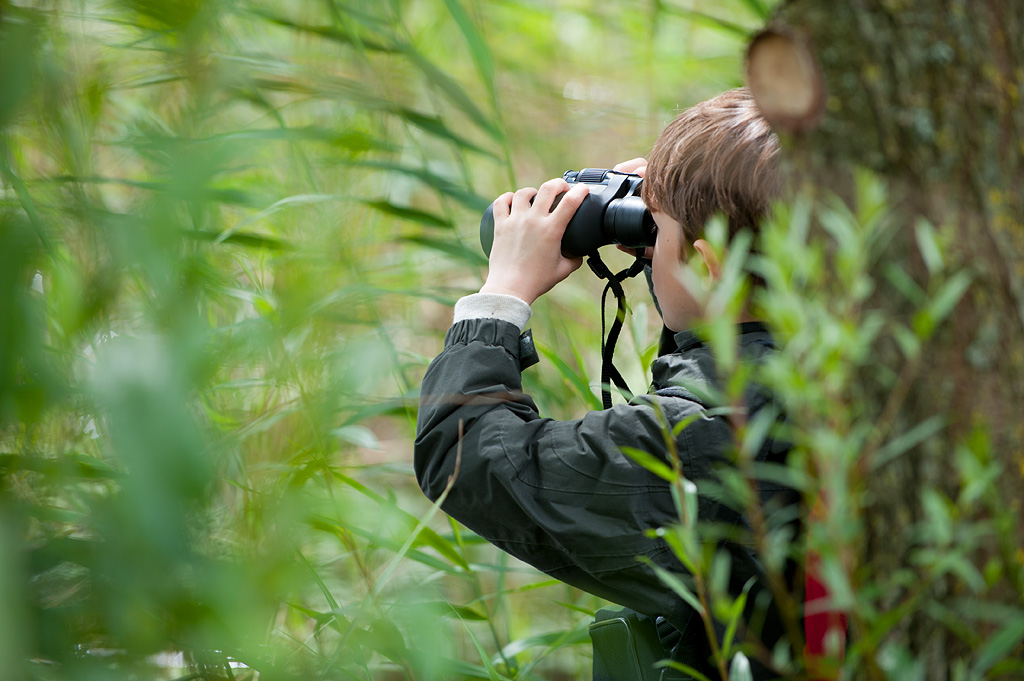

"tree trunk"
[748, 2, 1024, 678]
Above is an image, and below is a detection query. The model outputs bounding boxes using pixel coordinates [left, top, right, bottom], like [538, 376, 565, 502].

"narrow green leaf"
[247, 8, 396, 53]
[927, 270, 972, 326]
[393, 106, 500, 158]
[404, 235, 488, 267]
[657, 6, 751, 38]
[654, 659, 714, 681]
[441, 0, 496, 89]
[914, 217, 943, 274]
[216, 193, 339, 244]
[184, 229, 289, 251]
[637, 556, 704, 614]
[536, 340, 602, 411]
[873, 416, 945, 469]
[296, 549, 339, 612]
[736, 0, 771, 20]
[729, 652, 754, 681]
[362, 200, 453, 228]
[971, 614, 1024, 677]
[720, 579, 754, 661]
[621, 446, 677, 482]
[499, 625, 590, 660]
[400, 46, 501, 142]
[340, 159, 490, 211]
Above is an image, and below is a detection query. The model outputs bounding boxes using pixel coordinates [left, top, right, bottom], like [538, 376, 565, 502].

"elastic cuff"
[453, 292, 532, 332]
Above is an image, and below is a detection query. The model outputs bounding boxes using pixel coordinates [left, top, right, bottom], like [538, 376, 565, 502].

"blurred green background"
[0, 1, 773, 679]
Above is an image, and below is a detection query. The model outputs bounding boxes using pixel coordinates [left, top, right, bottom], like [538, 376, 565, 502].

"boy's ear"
[692, 239, 722, 282]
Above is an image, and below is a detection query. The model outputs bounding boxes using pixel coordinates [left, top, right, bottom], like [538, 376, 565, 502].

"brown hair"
[642, 88, 781, 247]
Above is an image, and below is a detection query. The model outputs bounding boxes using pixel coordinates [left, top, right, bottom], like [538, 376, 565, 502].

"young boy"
[415, 88, 794, 678]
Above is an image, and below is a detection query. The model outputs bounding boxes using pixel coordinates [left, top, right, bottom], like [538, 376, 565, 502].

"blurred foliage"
[8, 1, 1018, 680]
[0, 1, 771, 679]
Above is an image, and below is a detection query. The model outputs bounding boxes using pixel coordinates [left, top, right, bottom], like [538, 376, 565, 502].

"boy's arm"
[414, 314, 721, 625]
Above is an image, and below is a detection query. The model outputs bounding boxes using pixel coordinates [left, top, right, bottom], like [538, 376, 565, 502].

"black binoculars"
[480, 168, 657, 258]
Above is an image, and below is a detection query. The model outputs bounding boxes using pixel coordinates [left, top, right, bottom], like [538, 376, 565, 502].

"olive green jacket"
[415, 317, 796, 642]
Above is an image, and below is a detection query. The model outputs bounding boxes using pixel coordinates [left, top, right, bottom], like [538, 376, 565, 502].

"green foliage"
[0, 0, 771, 679]
[12, 1, 1016, 680]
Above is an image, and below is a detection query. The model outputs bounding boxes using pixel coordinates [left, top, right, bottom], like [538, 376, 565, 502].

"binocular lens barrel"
[480, 169, 656, 258]
[605, 196, 654, 250]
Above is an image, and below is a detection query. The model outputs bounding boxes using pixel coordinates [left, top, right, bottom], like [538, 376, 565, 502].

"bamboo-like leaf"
[657, 5, 753, 38]
[362, 200, 453, 228]
[536, 341, 603, 411]
[971, 614, 1024, 678]
[872, 416, 945, 469]
[400, 46, 502, 142]
[340, 159, 490, 211]
[246, 7, 396, 53]
[621, 446, 677, 482]
[637, 556, 703, 614]
[729, 652, 754, 681]
[736, 0, 773, 20]
[404, 235, 488, 267]
[441, 0, 496, 94]
[654, 659, 714, 681]
[498, 625, 590, 660]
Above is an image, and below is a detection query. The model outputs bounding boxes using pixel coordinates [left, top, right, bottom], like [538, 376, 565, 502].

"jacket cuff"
[453, 293, 532, 332]
[444, 318, 524, 358]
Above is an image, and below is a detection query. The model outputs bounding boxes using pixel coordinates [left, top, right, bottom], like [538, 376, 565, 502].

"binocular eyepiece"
[480, 168, 657, 258]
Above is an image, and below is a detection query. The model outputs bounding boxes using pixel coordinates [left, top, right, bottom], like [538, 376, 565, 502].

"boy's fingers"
[511, 186, 537, 213]
[615, 244, 654, 259]
[613, 157, 648, 174]
[534, 178, 570, 214]
[550, 183, 589, 223]
[492, 192, 514, 220]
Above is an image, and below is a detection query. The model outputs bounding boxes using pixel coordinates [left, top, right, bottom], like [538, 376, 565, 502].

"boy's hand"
[613, 157, 648, 176]
[479, 178, 589, 305]
[612, 158, 654, 260]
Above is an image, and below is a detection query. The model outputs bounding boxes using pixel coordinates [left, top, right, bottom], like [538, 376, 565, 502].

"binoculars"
[480, 168, 657, 258]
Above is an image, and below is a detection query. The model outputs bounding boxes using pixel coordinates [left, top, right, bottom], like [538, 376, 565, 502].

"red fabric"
[803, 523, 848, 680]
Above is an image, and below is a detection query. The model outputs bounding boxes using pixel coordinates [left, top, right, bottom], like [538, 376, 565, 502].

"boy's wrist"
[479, 280, 537, 305]
[454, 292, 532, 331]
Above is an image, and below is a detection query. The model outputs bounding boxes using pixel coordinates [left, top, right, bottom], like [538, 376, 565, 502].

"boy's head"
[642, 88, 781, 331]
[642, 87, 781, 249]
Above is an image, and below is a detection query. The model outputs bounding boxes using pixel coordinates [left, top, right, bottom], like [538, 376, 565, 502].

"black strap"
[587, 251, 647, 410]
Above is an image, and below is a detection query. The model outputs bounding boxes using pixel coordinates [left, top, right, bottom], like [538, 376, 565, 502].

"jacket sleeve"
[414, 318, 730, 625]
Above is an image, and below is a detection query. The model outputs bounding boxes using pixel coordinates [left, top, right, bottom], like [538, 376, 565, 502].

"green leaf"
[637, 556, 703, 614]
[928, 270, 973, 325]
[441, 0, 496, 92]
[914, 217, 943, 274]
[498, 625, 590, 660]
[340, 159, 490, 211]
[656, 6, 752, 38]
[362, 200, 453, 228]
[971, 613, 1024, 677]
[729, 652, 754, 681]
[654, 659, 714, 681]
[400, 46, 502, 142]
[872, 416, 945, 469]
[536, 341, 603, 411]
[332, 425, 381, 449]
[621, 446, 677, 482]
[720, 578, 754, 661]
[404, 235, 488, 267]
[247, 8, 397, 53]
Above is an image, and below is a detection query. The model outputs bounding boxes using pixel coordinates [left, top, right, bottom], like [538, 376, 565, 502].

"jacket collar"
[649, 322, 776, 406]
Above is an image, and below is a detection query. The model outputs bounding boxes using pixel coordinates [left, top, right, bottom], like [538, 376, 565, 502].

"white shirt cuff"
[453, 293, 532, 332]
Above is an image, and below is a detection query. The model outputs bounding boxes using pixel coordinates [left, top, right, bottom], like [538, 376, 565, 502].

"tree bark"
[749, 2, 1024, 678]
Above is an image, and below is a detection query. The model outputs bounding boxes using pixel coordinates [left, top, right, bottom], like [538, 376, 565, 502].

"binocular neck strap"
[586, 252, 648, 410]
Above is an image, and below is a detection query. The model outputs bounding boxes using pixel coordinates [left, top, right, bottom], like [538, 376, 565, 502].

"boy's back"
[415, 88, 797, 680]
